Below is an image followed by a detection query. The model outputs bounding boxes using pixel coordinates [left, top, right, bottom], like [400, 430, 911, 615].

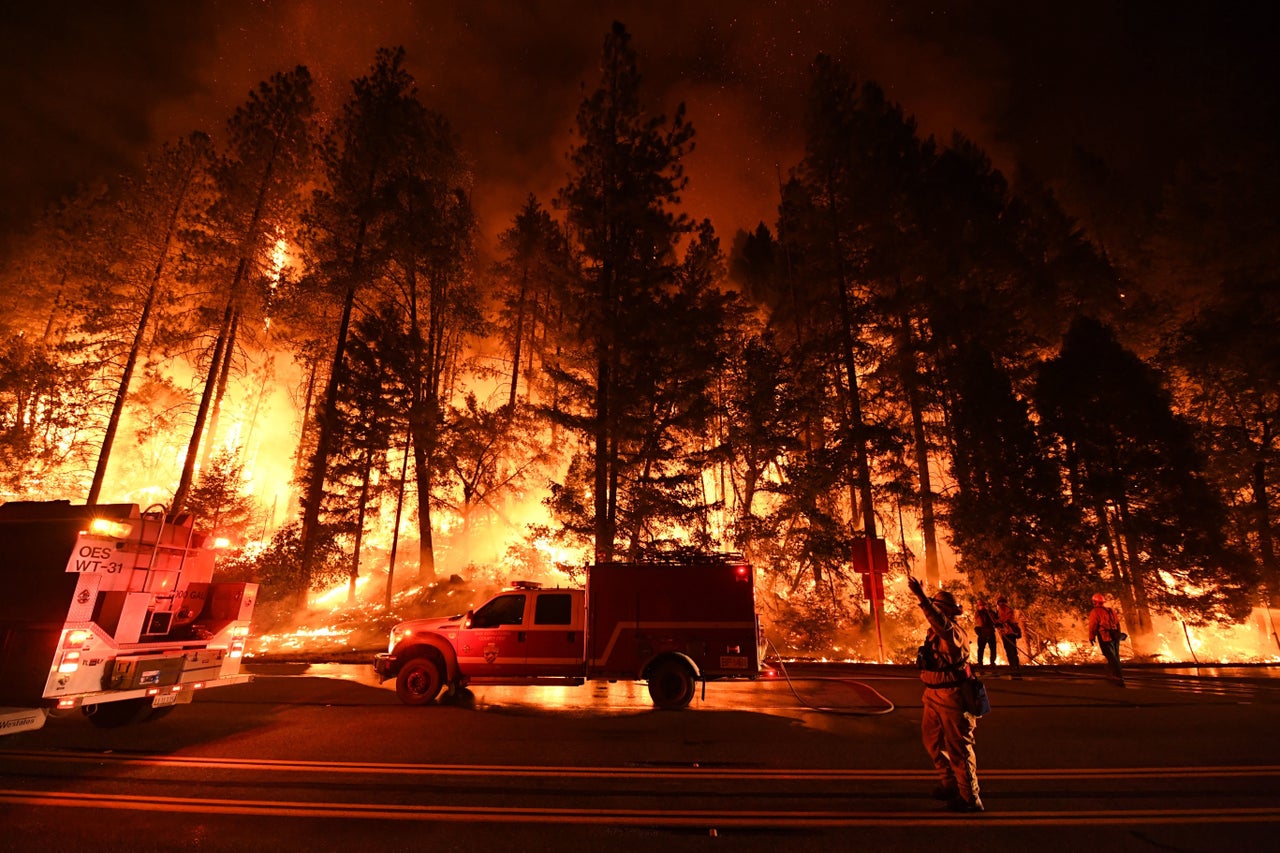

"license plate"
[151, 693, 179, 707]
[719, 655, 748, 669]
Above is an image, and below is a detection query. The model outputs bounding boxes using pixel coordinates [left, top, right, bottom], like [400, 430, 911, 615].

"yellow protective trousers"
[921, 685, 980, 801]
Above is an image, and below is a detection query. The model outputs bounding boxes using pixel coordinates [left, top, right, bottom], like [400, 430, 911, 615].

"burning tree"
[173, 66, 315, 513]
[298, 46, 479, 594]
[81, 133, 216, 504]
[1036, 317, 1256, 633]
[1171, 281, 1280, 612]
[0, 27, 1274, 661]
[493, 195, 577, 413]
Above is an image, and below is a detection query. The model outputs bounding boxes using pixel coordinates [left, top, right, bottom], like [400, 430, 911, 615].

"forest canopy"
[1, 24, 1276, 662]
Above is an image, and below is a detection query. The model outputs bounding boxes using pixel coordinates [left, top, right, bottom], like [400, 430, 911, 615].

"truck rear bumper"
[45, 672, 254, 710]
[1, 706, 48, 736]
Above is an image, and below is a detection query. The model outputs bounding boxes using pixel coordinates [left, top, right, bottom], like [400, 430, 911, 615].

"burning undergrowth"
[247, 573, 510, 663]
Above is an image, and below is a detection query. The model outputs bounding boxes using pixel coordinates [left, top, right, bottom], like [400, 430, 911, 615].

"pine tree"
[1170, 274, 1280, 609]
[83, 133, 216, 504]
[554, 21, 697, 561]
[299, 47, 477, 589]
[326, 304, 409, 602]
[173, 66, 315, 512]
[1036, 317, 1256, 632]
[946, 344, 1091, 607]
[185, 447, 257, 544]
[493, 195, 574, 410]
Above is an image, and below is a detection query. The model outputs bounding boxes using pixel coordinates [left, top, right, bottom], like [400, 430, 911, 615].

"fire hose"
[764, 638, 896, 716]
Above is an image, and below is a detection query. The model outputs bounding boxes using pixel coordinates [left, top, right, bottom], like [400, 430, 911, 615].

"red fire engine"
[374, 554, 763, 709]
[0, 501, 257, 735]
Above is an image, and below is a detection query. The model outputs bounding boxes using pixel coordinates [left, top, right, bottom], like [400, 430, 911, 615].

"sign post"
[853, 536, 888, 663]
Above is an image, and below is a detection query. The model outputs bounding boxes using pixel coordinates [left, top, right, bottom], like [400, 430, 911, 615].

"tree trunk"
[898, 315, 940, 588]
[507, 264, 528, 409]
[298, 276, 358, 600]
[1254, 423, 1278, 607]
[88, 157, 198, 504]
[594, 258, 615, 564]
[172, 295, 234, 512]
[350, 439, 373, 604]
[821, 167, 877, 585]
[835, 279, 877, 553]
[175, 129, 278, 514]
[411, 417, 437, 583]
[1115, 494, 1154, 634]
[385, 429, 411, 608]
[292, 355, 319, 493]
[199, 308, 240, 473]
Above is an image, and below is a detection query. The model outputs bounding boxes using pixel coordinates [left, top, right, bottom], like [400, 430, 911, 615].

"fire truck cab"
[374, 554, 763, 710]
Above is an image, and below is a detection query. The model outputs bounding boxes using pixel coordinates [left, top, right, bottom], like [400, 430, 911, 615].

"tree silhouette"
[1037, 317, 1256, 631]
[555, 21, 697, 561]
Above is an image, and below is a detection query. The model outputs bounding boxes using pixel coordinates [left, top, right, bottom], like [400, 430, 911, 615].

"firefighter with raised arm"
[907, 575, 985, 813]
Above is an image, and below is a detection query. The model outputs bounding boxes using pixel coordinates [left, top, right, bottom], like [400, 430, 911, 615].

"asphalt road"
[1, 662, 1278, 851]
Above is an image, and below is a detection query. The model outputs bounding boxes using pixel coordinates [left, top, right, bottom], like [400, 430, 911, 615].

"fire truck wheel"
[396, 655, 445, 705]
[647, 659, 696, 710]
[84, 698, 150, 728]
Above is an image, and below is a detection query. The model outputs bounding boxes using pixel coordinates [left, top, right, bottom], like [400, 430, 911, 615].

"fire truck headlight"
[58, 651, 81, 674]
[64, 629, 91, 647]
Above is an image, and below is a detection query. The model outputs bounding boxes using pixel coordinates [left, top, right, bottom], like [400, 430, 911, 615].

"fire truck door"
[522, 591, 584, 676]
[456, 593, 527, 675]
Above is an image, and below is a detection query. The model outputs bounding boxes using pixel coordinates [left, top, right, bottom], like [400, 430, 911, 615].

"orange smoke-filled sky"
[1, 0, 1276, 254]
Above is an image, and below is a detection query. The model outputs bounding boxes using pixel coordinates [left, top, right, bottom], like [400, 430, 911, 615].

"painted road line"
[3, 750, 1279, 781]
[1, 789, 1279, 827]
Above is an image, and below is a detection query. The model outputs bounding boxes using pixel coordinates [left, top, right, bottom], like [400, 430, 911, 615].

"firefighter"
[907, 575, 984, 813]
[994, 595, 1022, 675]
[1088, 593, 1126, 684]
[973, 599, 997, 673]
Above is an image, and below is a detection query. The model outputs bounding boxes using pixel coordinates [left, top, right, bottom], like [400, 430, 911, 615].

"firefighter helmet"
[1092, 593, 1106, 605]
[931, 590, 962, 614]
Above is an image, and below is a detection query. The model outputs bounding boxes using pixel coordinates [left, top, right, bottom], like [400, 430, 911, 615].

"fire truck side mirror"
[463, 610, 474, 629]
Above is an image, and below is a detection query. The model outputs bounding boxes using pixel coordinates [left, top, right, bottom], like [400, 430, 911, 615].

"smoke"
[11, 0, 1223, 253]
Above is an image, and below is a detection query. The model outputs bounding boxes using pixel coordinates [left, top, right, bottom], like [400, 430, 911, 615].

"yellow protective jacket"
[917, 598, 972, 688]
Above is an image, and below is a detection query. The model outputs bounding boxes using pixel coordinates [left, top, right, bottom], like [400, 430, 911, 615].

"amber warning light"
[87, 518, 132, 539]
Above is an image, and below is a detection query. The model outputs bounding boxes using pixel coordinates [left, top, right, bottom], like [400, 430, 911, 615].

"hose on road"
[765, 638, 896, 716]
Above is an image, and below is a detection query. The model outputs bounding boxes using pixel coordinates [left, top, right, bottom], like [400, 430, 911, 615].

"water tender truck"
[0, 500, 257, 735]
[374, 553, 764, 709]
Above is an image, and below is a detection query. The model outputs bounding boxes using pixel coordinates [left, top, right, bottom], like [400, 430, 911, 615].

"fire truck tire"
[647, 659, 696, 710]
[84, 698, 150, 728]
[396, 655, 445, 705]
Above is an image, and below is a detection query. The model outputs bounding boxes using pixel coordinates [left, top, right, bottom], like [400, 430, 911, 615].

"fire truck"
[0, 501, 257, 735]
[374, 553, 763, 710]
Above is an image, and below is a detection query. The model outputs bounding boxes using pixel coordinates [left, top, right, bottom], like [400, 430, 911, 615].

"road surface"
[1, 662, 1277, 851]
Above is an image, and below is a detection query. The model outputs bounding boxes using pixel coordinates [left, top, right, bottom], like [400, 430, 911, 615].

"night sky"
[2, 0, 1276, 254]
